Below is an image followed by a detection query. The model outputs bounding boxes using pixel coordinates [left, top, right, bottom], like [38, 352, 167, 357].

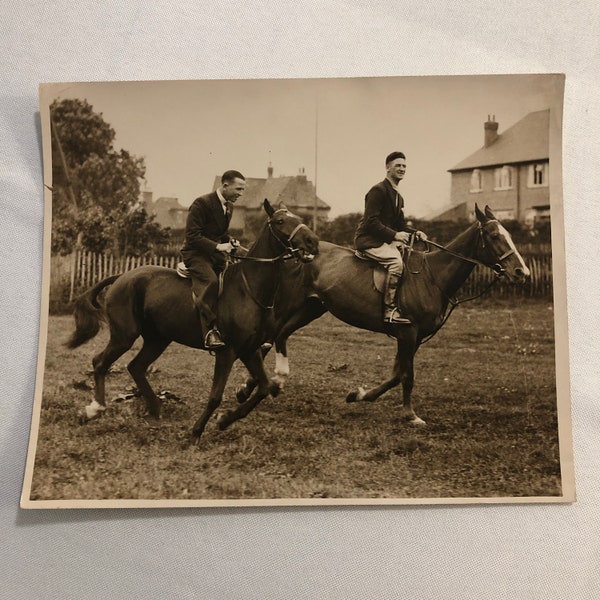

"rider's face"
[221, 178, 246, 202]
[386, 158, 406, 183]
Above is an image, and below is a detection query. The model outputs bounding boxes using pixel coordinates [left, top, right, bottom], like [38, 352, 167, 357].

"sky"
[42, 75, 563, 219]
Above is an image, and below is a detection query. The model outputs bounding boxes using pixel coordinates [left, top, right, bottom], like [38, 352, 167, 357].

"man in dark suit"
[181, 170, 246, 349]
[354, 152, 427, 325]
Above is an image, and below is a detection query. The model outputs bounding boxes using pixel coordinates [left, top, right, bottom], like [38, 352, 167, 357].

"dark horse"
[237, 205, 530, 426]
[67, 200, 320, 438]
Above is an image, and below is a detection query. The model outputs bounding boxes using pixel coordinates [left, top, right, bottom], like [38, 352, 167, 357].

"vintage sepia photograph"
[21, 74, 573, 507]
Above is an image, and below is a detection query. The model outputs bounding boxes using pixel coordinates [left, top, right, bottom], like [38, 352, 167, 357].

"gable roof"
[212, 174, 330, 211]
[448, 109, 550, 172]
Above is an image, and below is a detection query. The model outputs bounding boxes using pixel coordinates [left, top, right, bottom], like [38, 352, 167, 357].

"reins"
[232, 210, 311, 309]
[415, 222, 510, 344]
[424, 221, 513, 276]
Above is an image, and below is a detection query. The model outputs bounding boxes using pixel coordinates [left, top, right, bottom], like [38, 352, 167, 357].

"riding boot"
[383, 273, 412, 325]
[192, 290, 225, 350]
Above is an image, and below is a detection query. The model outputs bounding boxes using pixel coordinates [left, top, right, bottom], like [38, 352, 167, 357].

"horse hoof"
[346, 391, 358, 403]
[408, 416, 427, 427]
[269, 381, 282, 397]
[236, 386, 249, 404]
[216, 412, 231, 430]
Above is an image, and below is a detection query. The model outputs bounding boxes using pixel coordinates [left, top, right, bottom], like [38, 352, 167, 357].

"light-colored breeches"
[362, 243, 404, 276]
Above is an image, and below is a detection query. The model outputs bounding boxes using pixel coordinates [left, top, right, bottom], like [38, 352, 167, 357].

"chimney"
[267, 162, 273, 178]
[142, 190, 153, 209]
[484, 114, 499, 147]
[297, 167, 307, 182]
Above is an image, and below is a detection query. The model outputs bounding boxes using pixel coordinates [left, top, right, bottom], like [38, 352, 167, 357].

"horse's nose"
[307, 233, 319, 254]
[514, 267, 530, 281]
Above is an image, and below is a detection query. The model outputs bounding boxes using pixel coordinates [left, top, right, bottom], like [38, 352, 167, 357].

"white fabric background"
[1, 1, 599, 598]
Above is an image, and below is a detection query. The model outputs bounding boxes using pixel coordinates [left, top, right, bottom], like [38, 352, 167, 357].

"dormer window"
[528, 162, 548, 187]
[494, 165, 513, 190]
[470, 169, 483, 193]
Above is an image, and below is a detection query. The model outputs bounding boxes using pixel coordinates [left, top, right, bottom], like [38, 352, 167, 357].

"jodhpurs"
[362, 242, 404, 276]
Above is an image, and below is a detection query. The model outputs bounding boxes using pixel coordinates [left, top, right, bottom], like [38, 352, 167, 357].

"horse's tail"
[66, 275, 121, 349]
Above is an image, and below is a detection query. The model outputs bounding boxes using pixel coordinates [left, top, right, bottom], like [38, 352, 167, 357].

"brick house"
[434, 110, 550, 226]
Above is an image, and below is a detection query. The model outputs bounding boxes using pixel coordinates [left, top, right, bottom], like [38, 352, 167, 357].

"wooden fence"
[50, 247, 554, 311]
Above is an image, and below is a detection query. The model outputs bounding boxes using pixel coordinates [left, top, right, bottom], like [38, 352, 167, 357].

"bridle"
[416, 220, 516, 345]
[424, 220, 515, 276]
[232, 209, 313, 264]
[267, 210, 314, 260]
[233, 209, 315, 309]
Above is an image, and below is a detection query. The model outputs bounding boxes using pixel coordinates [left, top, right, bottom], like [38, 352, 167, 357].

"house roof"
[448, 109, 550, 172]
[149, 196, 188, 229]
[212, 174, 330, 211]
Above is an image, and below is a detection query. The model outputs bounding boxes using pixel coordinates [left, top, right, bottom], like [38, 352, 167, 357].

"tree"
[319, 212, 362, 247]
[50, 98, 170, 256]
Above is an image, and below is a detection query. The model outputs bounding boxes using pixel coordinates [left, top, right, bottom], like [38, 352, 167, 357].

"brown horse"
[237, 205, 530, 426]
[67, 200, 319, 438]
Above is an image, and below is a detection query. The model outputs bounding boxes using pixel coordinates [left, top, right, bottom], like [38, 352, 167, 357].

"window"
[470, 169, 482, 193]
[528, 162, 548, 187]
[494, 165, 513, 190]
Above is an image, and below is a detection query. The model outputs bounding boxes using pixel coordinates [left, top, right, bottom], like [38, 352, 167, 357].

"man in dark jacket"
[181, 170, 246, 349]
[354, 152, 427, 325]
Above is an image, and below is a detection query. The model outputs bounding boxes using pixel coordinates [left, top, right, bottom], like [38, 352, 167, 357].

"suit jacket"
[181, 191, 233, 265]
[354, 178, 408, 251]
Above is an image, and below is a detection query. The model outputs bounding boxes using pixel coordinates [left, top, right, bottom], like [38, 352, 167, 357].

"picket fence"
[50, 247, 553, 308]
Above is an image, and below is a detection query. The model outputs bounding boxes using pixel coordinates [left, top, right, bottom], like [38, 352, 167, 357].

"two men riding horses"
[182, 154, 425, 349]
[354, 151, 428, 325]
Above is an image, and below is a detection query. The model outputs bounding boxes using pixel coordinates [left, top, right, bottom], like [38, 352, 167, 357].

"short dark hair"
[221, 170, 245, 184]
[385, 151, 405, 165]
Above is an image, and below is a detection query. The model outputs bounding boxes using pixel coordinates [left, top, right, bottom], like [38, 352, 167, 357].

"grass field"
[28, 299, 561, 502]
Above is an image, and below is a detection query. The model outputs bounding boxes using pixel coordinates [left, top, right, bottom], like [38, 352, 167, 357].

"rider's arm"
[361, 186, 398, 244]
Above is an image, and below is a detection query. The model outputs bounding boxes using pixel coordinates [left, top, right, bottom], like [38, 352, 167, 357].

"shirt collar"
[216, 187, 227, 206]
[385, 176, 399, 191]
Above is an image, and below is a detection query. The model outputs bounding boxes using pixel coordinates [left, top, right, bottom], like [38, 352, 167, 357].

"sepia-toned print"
[21, 75, 573, 508]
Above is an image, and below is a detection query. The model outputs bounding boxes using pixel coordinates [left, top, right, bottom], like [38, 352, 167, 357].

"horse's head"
[263, 199, 319, 262]
[474, 204, 530, 283]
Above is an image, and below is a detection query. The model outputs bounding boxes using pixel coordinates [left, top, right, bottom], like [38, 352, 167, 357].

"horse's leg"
[86, 333, 135, 420]
[396, 344, 425, 426]
[235, 345, 269, 404]
[346, 333, 425, 426]
[274, 297, 326, 385]
[191, 347, 236, 439]
[127, 337, 170, 419]
[236, 297, 325, 403]
[217, 349, 278, 430]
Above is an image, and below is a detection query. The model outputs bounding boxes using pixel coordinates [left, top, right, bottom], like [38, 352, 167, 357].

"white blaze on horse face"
[497, 223, 530, 277]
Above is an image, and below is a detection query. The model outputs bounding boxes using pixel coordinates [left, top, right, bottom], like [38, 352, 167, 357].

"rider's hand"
[394, 231, 411, 244]
[216, 242, 234, 253]
[415, 230, 428, 242]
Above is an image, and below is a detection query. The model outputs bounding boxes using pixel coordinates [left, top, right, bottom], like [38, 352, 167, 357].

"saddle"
[354, 251, 387, 293]
[176, 262, 227, 298]
[354, 244, 427, 293]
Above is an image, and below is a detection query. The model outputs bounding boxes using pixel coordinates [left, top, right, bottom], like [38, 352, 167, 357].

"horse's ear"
[278, 202, 288, 212]
[484, 205, 496, 220]
[263, 198, 275, 217]
[474, 203, 486, 223]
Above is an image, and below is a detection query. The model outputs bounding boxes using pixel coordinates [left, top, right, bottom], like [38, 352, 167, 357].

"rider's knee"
[387, 259, 404, 277]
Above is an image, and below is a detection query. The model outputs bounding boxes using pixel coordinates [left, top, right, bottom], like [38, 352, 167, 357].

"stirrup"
[204, 328, 226, 350]
[384, 307, 412, 325]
